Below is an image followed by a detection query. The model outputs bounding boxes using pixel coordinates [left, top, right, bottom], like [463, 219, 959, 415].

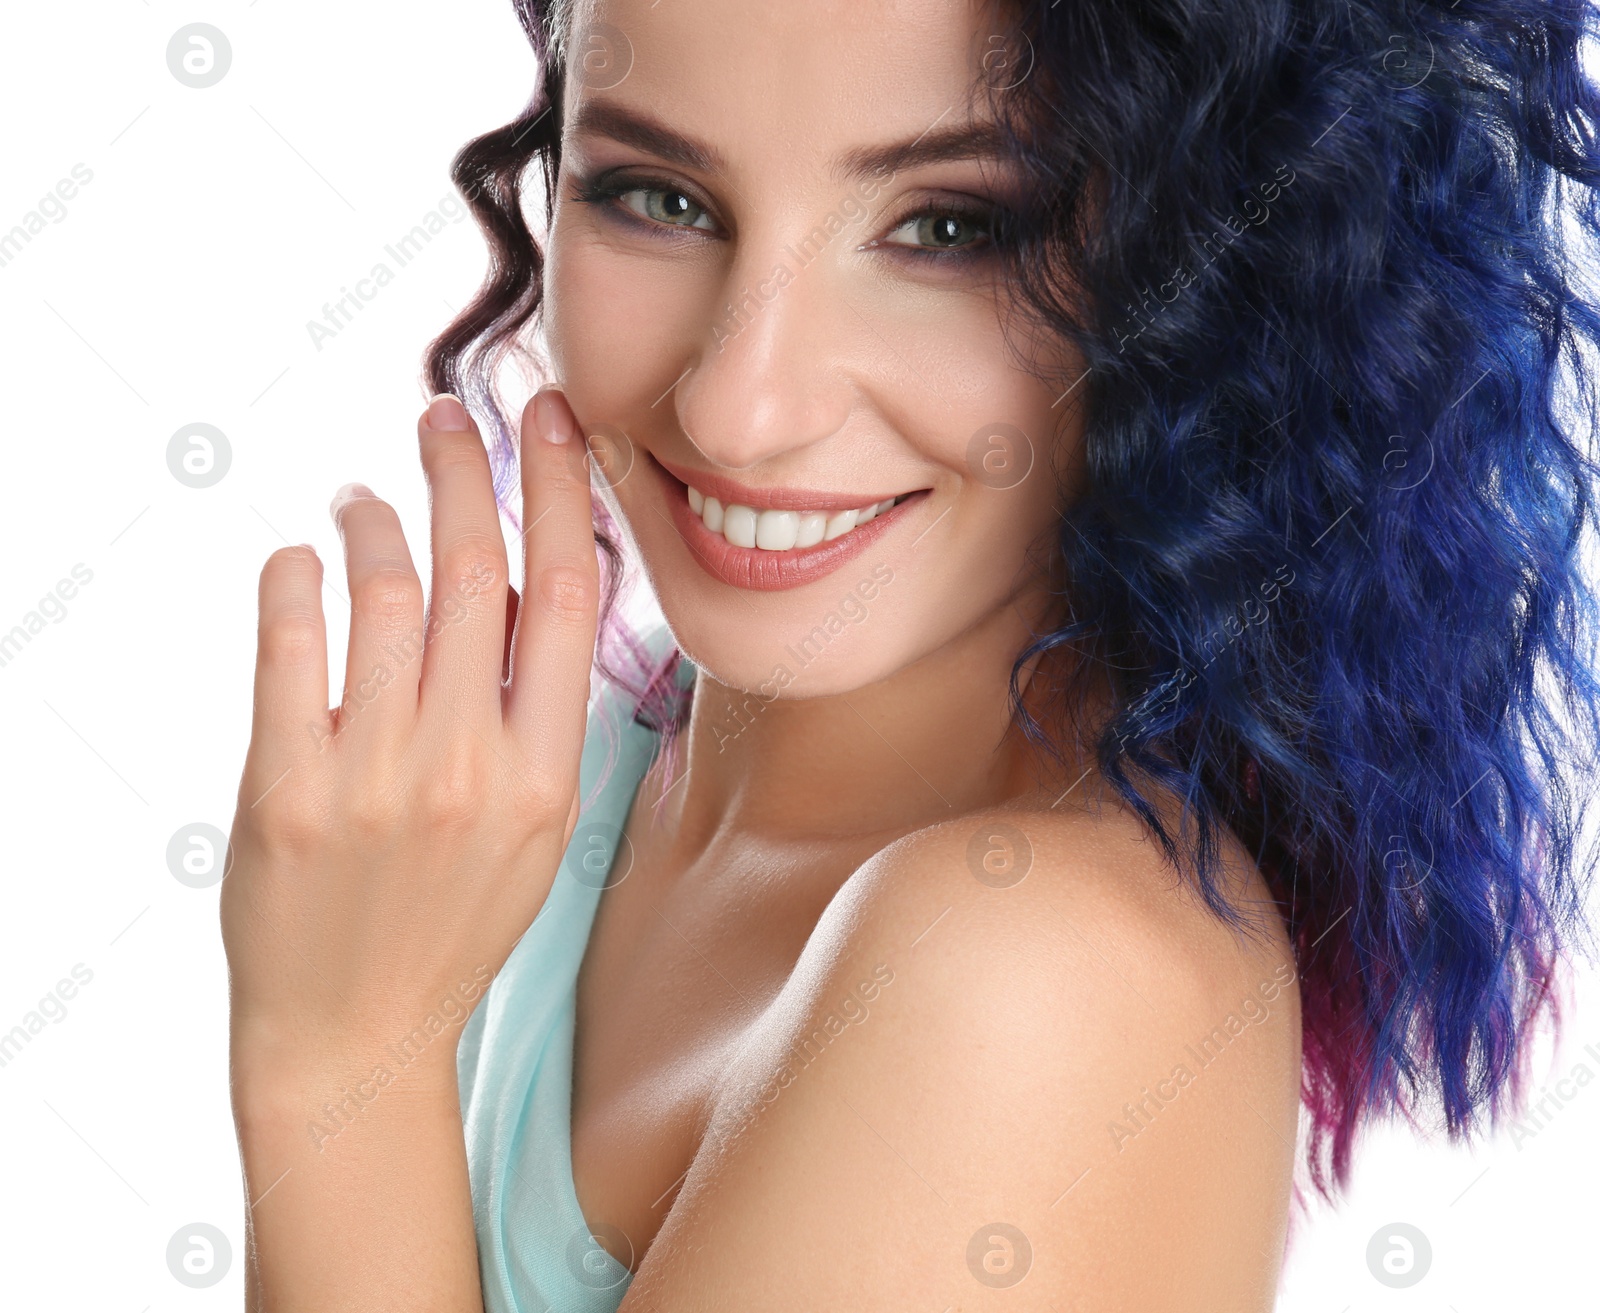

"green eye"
[621, 187, 716, 231]
[885, 211, 990, 251]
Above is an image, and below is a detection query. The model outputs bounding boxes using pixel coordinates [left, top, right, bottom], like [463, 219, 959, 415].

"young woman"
[221, 0, 1600, 1308]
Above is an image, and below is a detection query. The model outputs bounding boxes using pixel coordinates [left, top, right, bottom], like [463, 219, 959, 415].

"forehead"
[560, 0, 1008, 170]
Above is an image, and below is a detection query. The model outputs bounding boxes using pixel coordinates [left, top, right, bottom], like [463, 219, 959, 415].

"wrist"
[229, 975, 488, 1092]
[223, 1036, 482, 1313]
[232, 1059, 463, 1167]
[231, 1024, 466, 1141]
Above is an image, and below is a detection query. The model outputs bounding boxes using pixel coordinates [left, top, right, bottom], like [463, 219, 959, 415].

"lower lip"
[653, 455, 928, 592]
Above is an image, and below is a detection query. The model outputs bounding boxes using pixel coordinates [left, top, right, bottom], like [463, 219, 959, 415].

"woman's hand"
[221, 388, 597, 1093]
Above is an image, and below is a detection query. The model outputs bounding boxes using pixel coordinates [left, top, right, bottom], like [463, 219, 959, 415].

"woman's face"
[542, 0, 1084, 696]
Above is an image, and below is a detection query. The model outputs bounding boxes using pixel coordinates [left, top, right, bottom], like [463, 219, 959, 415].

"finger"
[416, 393, 511, 725]
[251, 543, 330, 765]
[505, 389, 599, 780]
[330, 482, 424, 746]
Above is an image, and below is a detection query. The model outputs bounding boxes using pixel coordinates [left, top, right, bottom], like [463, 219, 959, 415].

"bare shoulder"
[619, 786, 1304, 1312]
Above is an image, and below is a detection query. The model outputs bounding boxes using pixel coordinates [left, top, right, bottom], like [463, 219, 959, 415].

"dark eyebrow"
[567, 100, 1008, 184]
[833, 117, 1010, 183]
[567, 100, 727, 175]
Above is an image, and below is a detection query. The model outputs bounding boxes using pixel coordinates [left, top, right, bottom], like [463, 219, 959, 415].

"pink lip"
[653, 454, 916, 515]
[650, 453, 928, 592]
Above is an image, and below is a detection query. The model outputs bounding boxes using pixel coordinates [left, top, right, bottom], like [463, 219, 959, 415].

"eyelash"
[568, 171, 999, 264]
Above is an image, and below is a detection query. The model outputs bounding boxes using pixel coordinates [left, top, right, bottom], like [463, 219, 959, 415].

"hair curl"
[422, 0, 1600, 1214]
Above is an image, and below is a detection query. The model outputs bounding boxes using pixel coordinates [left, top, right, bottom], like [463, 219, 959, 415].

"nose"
[672, 236, 858, 470]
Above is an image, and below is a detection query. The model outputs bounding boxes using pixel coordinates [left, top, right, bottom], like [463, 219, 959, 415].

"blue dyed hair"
[424, 0, 1600, 1210]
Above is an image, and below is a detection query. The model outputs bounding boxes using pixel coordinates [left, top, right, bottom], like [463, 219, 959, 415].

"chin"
[638, 552, 925, 700]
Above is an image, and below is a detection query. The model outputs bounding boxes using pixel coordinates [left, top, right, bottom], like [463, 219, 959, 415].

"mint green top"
[457, 624, 690, 1312]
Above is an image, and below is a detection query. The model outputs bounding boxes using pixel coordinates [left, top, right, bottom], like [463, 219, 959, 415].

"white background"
[0, 2, 1595, 1308]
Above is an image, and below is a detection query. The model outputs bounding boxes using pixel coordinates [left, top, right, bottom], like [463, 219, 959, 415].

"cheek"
[871, 284, 1069, 459]
[900, 311, 1075, 530]
[915, 333, 1078, 601]
[542, 220, 710, 419]
[943, 467, 1065, 605]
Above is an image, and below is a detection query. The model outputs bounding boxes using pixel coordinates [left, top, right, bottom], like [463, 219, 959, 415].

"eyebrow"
[835, 116, 1010, 182]
[566, 100, 1009, 183]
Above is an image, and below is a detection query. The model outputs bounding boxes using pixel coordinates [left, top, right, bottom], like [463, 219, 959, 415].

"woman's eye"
[882, 210, 991, 253]
[619, 187, 716, 231]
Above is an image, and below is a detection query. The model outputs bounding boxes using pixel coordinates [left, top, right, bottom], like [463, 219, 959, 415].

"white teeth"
[722, 503, 758, 548]
[754, 509, 800, 550]
[823, 508, 858, 540]
[687, 485, 909, 551]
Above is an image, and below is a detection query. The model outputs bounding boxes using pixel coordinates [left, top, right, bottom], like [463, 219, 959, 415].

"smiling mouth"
[683, 482, 919, 551]
[648, 452, 933, 591]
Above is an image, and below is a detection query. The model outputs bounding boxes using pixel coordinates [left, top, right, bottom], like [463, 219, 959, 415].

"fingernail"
[533, 389, 570, 444]
[330, 482, 374, 514]
[427, 393, 471, 431]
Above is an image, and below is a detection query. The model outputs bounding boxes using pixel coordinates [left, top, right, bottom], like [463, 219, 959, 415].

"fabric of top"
[457, 624, 689, 1313]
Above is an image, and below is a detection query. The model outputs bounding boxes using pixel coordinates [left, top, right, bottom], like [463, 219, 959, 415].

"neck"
[643, 588, 1111, 854]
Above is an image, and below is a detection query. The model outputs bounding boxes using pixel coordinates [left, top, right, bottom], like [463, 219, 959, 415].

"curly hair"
[422, 0, 1600, 1216]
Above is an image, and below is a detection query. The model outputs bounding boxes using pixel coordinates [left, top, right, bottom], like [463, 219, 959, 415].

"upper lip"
[652, 453, 922, 515]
